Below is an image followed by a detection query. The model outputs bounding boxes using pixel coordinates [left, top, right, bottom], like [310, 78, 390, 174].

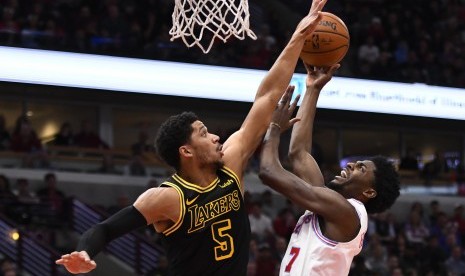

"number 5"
[285, 247, 300, 272]
[211, 219, 234, 261]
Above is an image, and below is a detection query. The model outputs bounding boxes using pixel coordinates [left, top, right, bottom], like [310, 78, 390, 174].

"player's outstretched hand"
[56, 251, 97, 274]
[271, 85, 301, 132]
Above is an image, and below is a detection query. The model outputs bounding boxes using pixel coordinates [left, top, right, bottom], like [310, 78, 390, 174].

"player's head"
[326, 156, 400, 214]
[155, 112, 223, 171]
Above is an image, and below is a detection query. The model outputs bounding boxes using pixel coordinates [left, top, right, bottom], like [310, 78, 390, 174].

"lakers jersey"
[279, 198, 367, 276]
[160, 166, 250, 276]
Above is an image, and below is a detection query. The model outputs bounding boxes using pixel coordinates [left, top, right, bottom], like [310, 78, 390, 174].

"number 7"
[285, 247, 300, 272]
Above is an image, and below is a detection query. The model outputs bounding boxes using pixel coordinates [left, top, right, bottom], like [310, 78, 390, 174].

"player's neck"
[177, 165, 218, 187]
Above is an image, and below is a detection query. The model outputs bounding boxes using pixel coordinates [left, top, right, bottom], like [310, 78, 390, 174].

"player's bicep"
[134, 187, 180, 224]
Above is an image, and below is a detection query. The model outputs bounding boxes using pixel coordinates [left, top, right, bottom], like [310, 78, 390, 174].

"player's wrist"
[270, 122, 281, 130]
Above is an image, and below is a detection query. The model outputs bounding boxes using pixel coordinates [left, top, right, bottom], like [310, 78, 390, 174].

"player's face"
[326, 160, 376, 198]
[188, 121, 224, 168]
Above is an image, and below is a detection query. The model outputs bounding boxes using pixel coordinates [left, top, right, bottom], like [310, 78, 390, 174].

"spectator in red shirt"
[10, 116, 42, 152]
[74, 120, 109, 149]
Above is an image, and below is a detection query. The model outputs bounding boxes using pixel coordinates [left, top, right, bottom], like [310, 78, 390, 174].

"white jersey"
[279, 198, 368, 276]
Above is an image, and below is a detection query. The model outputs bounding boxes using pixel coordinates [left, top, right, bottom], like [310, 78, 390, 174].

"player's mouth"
[334, 168, 348, 181]
[217, 144, 224, 156]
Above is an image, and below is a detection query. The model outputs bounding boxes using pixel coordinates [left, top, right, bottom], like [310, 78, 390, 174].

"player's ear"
[363, 188, 377, 199]
[179, 145, 192, 157]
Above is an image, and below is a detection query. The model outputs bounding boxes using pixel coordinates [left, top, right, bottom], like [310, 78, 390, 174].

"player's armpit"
[134, 187, 181, 225]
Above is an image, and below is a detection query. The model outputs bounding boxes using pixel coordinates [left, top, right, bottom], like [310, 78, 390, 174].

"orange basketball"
[300, 12, 350, 67]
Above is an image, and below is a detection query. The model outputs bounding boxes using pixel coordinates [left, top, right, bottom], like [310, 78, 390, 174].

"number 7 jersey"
[160, 166, 251, 276]
[280, 198, 367, 276]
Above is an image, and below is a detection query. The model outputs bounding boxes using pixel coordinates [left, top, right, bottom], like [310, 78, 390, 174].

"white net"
[170, 0, 257, 53]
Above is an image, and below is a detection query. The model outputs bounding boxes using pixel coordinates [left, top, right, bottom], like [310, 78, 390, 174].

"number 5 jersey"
[160, 166, 250, 276]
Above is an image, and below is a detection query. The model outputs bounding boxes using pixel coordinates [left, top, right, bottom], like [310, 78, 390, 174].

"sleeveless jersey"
[279, 198, 367, 276]
[160, 166, 250, 276]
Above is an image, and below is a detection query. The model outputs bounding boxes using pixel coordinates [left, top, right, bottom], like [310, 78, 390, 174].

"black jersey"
[160, 166, 250, 276]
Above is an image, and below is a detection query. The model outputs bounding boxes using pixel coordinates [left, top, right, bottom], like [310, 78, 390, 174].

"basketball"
[300, 12, 350, 67]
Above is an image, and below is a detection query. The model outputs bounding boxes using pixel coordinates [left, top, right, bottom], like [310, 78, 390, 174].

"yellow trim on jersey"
[172, 174, 219, 193]
[221, 166, 241, 190]
[161, 182, 186, 236]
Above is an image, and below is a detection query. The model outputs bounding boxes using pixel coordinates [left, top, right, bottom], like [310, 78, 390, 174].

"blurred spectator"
[422, 151, 449, 185]
[363, 234, 389, 275]
[349, 255, 371, 276]
[0, 257, 18, 276]
[445, 246, 465, 275]
[429, 211, 461, 257]
[248, 201, 274, 241]
[10, 116, 50, 168]
[53, 122, 75, 146]
[260, 190, 277, 218]
[74, 120, 109, 149]
[358, 36, 380, 64]
[274, 236, 287, 263]
[428, 200, 442, 226]
[399, 147, 419, 171]
[452, 204, 465, 242]
[127, 154, 147, 176]
[13, 178, 39, 204]
[36, 173, 67, 220]
[419, 235, 447, 275]
[0, 114, 10, 150]
[404, 210, 430, 249]
[10, 116, 42, 152]
[374, 211, 397, 246]
[0, 0, 463, 89]
[97, 154, 121, 174]
[0, 174, 16, 213]
[131, 129, 154, 156]
[254, 242, 277, 276]
[272, 208, 296, 240]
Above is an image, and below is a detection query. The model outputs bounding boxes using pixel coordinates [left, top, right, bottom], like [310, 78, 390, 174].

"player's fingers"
[55, 259, 64, 264]
[70, 251, 80, 257]
[329, 64, 340, 74]
[289, 118, 301, 126]
[290, 94, 300, 112]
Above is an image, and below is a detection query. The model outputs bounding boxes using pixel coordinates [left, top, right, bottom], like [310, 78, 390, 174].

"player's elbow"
[288, 148, 304, 167]
[258, 164, 277, 186]
[288, 148, 299, 163]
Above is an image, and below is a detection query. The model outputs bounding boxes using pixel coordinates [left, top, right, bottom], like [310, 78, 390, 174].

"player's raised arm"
[258, 90, 359, 236]
[288, 64, 339, 187]
[222, 0, 328, 181]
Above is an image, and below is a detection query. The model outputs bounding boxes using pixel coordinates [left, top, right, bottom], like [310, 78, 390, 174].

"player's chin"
[327, 179, 343, 191]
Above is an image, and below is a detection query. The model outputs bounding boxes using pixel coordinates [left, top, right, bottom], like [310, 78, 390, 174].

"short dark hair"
[364, 156, 400, 214]
[154, 112, 199, 170]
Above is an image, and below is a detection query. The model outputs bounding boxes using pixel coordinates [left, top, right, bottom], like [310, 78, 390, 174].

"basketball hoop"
[170, 0, 257, 54]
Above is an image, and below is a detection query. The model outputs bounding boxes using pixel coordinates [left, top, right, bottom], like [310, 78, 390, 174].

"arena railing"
[72, 198, 163, 274]
[0, 214, 66, 276]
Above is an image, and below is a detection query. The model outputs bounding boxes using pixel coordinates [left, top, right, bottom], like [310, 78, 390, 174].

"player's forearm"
[260, 125, 283, 174]
[77, 206, 147, 258]
[289, 85, 321, 158]
[255, 37, 306, 101]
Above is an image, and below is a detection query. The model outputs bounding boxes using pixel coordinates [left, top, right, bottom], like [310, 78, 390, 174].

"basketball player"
[55, 0, 329, 275]
[259, 65, 400, 275]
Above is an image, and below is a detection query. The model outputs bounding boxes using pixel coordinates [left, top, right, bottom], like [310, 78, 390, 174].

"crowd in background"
[2, 171, 465, 275]
[0, 0, 464, 88]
